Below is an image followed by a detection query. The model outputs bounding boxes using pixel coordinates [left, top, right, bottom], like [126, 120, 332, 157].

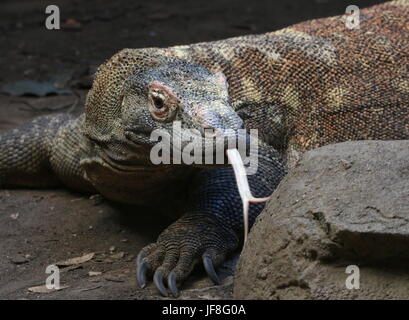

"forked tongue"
[226, 148, 271, 243]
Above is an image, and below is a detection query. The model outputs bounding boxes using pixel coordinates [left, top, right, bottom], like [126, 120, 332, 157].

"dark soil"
[0, 0, 386, 299]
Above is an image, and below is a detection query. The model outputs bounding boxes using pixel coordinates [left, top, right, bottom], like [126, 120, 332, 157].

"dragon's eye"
[148, 81, 179, 121]
[152, 96, 164, 109]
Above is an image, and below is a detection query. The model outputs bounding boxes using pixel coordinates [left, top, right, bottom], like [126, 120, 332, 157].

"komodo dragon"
[0, 0, 408, 297]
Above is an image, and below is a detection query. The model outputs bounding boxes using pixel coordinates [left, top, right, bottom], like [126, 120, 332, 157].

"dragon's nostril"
[225, 113, 244, 130]
[197, 110, 224, 129]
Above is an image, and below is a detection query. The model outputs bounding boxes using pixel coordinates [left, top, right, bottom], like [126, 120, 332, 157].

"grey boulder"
[234, 140, 409, 299]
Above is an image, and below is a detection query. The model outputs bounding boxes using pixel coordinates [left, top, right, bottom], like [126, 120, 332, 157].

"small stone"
[62, 19, 82, 31]
[90, 194, 104, 205]
[104, 252, 125, 263]
[10, 213, 19, 220]
[104, 274, 125, 282]
[111, 252, 124, 259]
[10, 254, 30, 264]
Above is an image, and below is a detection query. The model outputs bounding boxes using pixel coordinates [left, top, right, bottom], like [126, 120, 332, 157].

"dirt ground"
[0, 0, 386, 300]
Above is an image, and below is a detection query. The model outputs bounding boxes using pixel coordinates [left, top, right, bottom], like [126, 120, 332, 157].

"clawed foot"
[136, 213, 239, 297]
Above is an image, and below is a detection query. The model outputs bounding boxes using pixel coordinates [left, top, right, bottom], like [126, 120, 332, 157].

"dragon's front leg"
[136, 147, 286, 297]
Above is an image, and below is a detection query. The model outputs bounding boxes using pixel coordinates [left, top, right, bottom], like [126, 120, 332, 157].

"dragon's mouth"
[124, 130, 155, 146]
[103, 157, 152, 173]
[93, 143, 164, 173]
[102, 153, 173, 174]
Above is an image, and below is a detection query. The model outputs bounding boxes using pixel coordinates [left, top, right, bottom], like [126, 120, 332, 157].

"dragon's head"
[83, 51, 266, 232]
[84, 52, 245, 168]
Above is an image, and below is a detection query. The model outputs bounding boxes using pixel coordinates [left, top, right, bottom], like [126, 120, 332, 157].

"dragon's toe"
[136, 212, 239, 297]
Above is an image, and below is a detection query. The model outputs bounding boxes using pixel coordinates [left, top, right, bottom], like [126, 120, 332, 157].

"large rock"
[234, 140, 409, 300]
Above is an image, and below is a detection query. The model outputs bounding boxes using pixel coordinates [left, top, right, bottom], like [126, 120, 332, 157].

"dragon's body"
[1, 1, 408, 297]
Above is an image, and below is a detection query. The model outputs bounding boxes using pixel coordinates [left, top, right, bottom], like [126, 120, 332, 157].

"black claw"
[136, 258, 148, 289]
[203, 254, 220, 285]
[167, 272, 179, 297]
[154, 271, 168, 297]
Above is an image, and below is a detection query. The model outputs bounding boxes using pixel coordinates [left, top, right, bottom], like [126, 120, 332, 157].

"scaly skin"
[1, 1, 408, 297]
